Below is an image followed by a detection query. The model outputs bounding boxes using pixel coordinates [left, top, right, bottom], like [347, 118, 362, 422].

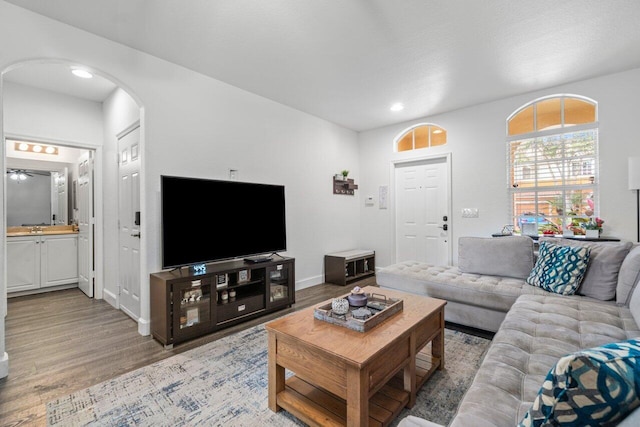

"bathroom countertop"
[7, 225, 79, 237]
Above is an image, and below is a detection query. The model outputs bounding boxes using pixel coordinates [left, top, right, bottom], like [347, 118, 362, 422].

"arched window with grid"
[507, 95, 598, 236]
[395, 123, 447, 152]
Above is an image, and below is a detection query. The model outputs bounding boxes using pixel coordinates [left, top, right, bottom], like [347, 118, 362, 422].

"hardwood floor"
[0, 279, 373, 426]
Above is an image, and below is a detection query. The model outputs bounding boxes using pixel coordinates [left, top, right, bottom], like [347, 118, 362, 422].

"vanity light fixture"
[390, 102, 404, 112]
[71, 68, 93, 79]
[13, 141, 58, 156]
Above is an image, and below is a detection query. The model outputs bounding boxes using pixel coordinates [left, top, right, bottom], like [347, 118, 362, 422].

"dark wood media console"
[150, 256, 295, 347]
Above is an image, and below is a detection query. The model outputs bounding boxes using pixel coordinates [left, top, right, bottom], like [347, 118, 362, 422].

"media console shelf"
[150, 256, 294, 347]
[324, 249, 375, 286]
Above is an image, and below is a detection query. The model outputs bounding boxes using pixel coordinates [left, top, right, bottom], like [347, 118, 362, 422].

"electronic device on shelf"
[161, 175, 287, 269]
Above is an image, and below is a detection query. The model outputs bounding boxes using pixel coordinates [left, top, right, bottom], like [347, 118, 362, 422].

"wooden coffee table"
[266, 286, 446, 427]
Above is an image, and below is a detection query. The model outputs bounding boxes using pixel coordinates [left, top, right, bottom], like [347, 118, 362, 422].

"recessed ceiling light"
[45, 146, 56, 154]
[32, 145, 43, 153]
[18, 143, 29, 151]
[71, 68, 93, 79]
[390, 103, 404, 112]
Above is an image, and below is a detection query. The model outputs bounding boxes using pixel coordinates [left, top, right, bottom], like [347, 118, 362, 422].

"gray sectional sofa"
[378, 236, 640, 427]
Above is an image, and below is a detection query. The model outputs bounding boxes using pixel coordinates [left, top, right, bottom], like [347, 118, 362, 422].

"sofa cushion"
[617, 244, 640, 306]
[449, 294, 640, 427]
[458, 236, 534, 279]
[518, 338, 640, 427]
[526, 241, 590, 296]
[377, 261, 554, 313]
[540, 237, 633, 301]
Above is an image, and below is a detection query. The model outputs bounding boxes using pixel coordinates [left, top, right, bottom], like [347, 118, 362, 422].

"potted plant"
[582, 217, 604, 238]
[341, 170, 349, 180]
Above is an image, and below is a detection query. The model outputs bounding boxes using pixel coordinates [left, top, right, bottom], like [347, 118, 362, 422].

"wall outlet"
[365, 195, 374, 206]
[462, 208, 479, 218]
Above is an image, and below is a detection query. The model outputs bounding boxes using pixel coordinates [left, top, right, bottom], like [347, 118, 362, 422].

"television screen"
[161, 175, 287, 268]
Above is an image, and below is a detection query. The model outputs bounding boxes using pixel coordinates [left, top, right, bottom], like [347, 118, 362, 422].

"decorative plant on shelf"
[341, 170, 349, 179]
[583, 217, 604, 231]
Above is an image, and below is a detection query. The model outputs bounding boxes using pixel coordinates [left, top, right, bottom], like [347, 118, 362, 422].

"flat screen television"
[161, 175, 287, 269]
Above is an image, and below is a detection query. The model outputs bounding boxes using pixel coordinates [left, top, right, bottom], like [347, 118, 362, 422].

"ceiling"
[4, 0, 640, 132]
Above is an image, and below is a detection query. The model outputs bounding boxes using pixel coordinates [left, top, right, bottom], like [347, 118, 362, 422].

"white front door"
[118, 125, 141, 320]
[77, 153, 94, 297]
[395, 157, 450, 265]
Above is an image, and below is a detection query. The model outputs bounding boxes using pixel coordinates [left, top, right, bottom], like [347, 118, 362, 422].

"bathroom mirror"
[5, 167, 69, 227]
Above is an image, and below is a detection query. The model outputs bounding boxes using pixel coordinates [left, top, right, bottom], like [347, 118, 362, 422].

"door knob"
[131, 231, 141, 238]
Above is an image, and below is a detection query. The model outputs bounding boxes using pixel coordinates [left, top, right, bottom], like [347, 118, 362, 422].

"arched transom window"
[507, 95, 598, 236]
[395, 124, 447, 152]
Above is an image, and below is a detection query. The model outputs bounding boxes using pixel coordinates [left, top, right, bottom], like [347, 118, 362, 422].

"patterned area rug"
[46, 324, 490, 426]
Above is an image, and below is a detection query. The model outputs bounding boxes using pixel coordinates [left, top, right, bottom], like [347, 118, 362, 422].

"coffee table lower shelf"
[277, 347, 441, 427]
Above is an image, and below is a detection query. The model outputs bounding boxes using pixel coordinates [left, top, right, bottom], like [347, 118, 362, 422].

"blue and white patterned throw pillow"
[519, 339, 640, 427]
[526, 241, 590, 295]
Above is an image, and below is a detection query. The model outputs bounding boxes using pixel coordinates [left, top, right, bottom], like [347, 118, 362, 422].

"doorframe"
[3, 132, 103, 299]
[115, 121, 141, 322]
[389, 152, 453, 265]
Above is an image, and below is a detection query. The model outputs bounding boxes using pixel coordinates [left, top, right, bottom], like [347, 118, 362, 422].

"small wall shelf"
[333, 177, 358, 195]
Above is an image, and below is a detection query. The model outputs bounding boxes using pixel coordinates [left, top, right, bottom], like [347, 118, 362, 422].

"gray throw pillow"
[458, 236, 534, 279]
[539, 237, 632, 301]
[617, 244, 640, 306]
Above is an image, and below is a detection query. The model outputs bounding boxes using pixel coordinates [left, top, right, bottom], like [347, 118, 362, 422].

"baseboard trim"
[103, 288, 118, 308]
[296, 274, 323, 291]
[0, 352, 8, 379]
[138, 317, 150, 336]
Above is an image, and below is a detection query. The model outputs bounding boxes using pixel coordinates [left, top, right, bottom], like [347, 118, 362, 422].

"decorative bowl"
[347, 286, 368, 307]
[347, 293, 368, 307]
[331, 298, 349, 315]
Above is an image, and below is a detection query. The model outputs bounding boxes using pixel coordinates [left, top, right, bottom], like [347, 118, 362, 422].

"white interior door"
[395, 157, 450, 265]
[50, 171, 67, 225]
[118, 125, 141, 320]
[77, 154, 93, 297]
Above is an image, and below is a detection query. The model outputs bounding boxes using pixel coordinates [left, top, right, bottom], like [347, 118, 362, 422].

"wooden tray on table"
[313, 292, 403, 332]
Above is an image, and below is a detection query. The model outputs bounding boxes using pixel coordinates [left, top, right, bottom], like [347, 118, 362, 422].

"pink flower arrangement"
[584, 217, 604, 230]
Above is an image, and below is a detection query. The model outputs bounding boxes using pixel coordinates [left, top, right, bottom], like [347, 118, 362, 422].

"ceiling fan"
[6, 169, 50, 182]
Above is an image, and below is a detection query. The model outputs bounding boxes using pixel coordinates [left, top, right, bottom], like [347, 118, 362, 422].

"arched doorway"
[1, 59, 144, 378]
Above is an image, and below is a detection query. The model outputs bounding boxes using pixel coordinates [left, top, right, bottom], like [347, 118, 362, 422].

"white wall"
[359, 67, 640, 268]
[3, 81, 104, 144]
[102, 88, 140, 306]
[0, 1, 361, 376]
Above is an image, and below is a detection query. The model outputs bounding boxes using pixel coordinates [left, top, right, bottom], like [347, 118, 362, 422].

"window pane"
[536, 159, 564, 187]
[430, 126, 447, 146]
[513, 192, 537, 218]
[534, 135, 563, 187]
[414, 126, 429, 149]
[563, 130, 596, 185]
[508, 105, 534, 136]
[537, 190, 563, 233]
[397, 132, 413, 152]
[510, 139, 535, 188]
[536, 98, 562, 131]
[565, 98, 596, 125]
[567, 189, 596, 216]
